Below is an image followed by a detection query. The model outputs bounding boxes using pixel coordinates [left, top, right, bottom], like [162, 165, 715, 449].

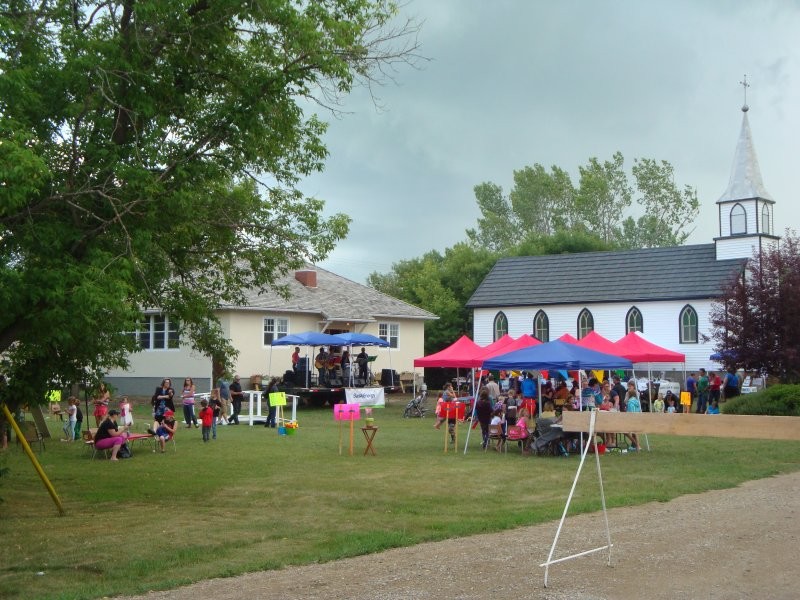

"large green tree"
[367, 243, 498, 354]
[0, 0, 419, 407]
[621, 158, 700, 248]
[467, 152, 698, 250]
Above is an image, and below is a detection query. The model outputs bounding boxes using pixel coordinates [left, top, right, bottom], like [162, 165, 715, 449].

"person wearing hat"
[94, 409, 128, 461]
[229, 375, 244, 424]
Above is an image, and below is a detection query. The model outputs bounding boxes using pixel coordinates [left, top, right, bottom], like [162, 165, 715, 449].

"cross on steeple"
[740, 74, 750, 112]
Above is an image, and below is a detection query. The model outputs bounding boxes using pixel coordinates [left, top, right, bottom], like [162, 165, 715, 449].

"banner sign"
[344, 387, 385, 407]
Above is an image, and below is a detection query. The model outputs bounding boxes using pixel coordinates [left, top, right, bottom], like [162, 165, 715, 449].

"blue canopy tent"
[271, 331, 346, 387]
[483, 340, 633, 416]
[482, 340, 636, 453]
[330, 333, 391, 387]
[483, 340, 633, 373]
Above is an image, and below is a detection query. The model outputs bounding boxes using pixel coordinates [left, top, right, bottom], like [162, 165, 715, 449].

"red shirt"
[709, 375, 722, 391]
[199, 406, 214, 427]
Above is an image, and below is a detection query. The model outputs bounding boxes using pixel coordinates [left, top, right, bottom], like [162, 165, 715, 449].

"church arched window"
[493, 312, 508, 342]
[533, 310, 549, 342]
[679, 305, 698, 344]
[730, 203, 747, 235]
[577, 309, 594, 339]
[626, 306, 643, 334]
[762, 204, 771, 235]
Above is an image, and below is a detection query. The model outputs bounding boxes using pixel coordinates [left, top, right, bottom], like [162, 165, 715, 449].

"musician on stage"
[315, 347, 330, 385]
[291, 346, 301, 374]
[341, 349, 351, 382]
[356, 347, 369, 383]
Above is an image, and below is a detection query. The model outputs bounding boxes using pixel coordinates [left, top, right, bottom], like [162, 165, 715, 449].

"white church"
[467, 102, 779, 372]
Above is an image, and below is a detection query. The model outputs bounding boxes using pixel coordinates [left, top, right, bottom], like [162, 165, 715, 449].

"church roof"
[717, 110, 772, 203]
[466, 244, 745, 308]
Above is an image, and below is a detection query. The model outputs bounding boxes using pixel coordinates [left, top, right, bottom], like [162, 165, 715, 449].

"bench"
[18, 421, 45, 452]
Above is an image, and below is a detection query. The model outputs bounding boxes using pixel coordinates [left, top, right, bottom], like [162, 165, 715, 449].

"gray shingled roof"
[231, 264, 436, 321]
[466, 244, 745, 308]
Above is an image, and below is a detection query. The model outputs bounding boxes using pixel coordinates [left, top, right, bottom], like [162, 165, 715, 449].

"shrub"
[722, 385, 800, 416]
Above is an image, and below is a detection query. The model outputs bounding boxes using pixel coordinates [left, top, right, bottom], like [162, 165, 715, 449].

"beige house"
[106, 265, 436, 395]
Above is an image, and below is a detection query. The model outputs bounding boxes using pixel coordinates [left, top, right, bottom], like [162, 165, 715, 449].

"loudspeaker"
[283, 370, 295, 385]
[381, 369, 398, 386]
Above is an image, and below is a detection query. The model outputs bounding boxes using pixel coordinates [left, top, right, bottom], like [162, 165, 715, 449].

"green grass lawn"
[2, 395, 799, 600]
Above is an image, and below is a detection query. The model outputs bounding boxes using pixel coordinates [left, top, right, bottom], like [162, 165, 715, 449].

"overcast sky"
[299, 0, 800, 284]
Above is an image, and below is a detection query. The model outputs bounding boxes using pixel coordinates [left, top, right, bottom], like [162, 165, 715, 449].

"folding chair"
[506, 424, 529, 455]
[487, 423, 506, 453]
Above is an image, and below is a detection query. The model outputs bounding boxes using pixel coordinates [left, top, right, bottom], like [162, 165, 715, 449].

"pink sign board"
[333, 403, 361, 421]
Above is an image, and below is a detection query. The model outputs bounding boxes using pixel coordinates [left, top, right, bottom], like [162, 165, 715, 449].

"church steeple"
[714, 77, 778, 261]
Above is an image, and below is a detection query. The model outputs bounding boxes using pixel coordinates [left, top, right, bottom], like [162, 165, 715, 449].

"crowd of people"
[77, 374, 251, 460]
[431, 366, 741, 455]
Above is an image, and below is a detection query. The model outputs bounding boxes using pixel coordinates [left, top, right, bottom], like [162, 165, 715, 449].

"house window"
[679, 305, 698, 344]
[577, 309, 594, 339]
[379, 322, 399, 348]
[730, 203, 746, 235]
[533, 310, 549, 342]
[493, 312, 508, 341]
[626, 307, 643, 334]
[762, 204, 771, 235]
[136, 314, 179, 350]
[263, 317, 288, 345]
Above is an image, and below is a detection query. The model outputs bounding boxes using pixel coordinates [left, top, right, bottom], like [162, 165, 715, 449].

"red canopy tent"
[574, 331, 622, 355]
[480, 333, 541, 359]
[413, 335, 484, 368]
[614, 332, 685, 363]
[477, 334, 516, 359]
[614, 332, 686, 414]
[558, 333, 579, 344]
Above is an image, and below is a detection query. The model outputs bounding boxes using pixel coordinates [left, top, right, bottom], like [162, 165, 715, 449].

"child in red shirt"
[198, 399, 214, 443]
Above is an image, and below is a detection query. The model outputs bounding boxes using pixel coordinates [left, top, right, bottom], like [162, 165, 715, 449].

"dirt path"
[124, 471, 800, 600]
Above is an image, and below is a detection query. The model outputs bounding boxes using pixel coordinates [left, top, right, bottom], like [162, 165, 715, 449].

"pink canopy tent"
[614, 332, 685, 363]
[558, 333, 579, 344]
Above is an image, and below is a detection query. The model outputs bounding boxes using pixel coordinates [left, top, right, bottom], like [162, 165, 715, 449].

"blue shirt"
[627, 396, 642, 413]
[521, 378, 536, 398]
[217, 378, 230, 400]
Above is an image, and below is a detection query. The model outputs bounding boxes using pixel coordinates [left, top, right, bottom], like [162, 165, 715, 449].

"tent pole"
[463, 367, 477, 455]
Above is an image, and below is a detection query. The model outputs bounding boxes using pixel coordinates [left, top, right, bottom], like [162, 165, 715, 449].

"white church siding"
[474, 299, 717, 372]
[718, 200, 760, 238]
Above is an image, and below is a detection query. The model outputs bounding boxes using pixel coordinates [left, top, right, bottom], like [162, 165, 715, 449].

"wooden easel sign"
[333, 403, 360, 456]
[269, 391, 287, 430]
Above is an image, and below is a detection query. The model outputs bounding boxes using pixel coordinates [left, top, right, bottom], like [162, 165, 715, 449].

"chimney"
[295, 269, 317, 288]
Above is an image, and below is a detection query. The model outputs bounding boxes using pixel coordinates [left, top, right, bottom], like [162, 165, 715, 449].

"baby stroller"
[531, 417, 569, 457]
[403, 389, 428, 418]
